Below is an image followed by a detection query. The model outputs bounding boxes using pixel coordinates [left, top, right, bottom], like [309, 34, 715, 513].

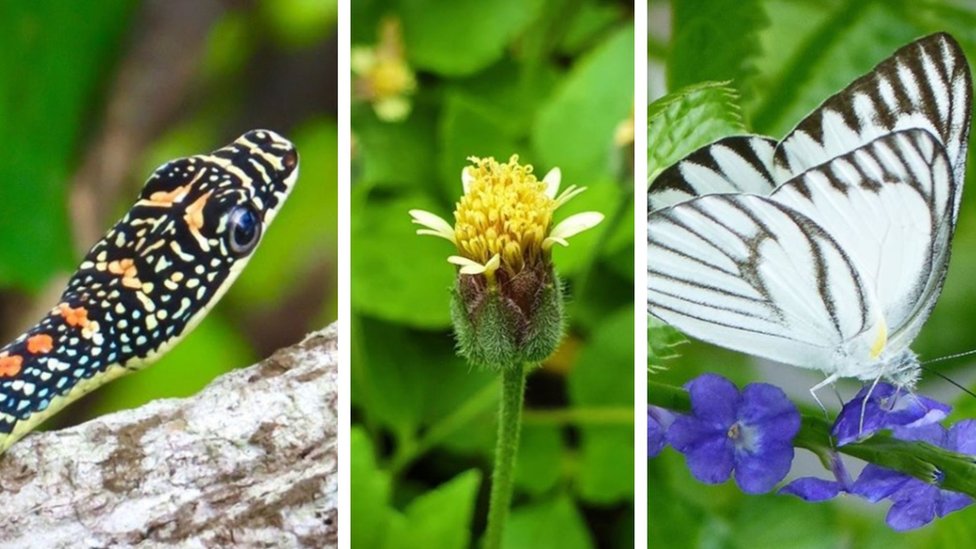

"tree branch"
[0, 323, 338, 548]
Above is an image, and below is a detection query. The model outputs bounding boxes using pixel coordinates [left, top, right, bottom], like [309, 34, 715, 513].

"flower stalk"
[484, 362, 527, 549]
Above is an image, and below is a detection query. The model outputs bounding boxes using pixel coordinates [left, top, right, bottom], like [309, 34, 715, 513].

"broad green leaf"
[668, 0, 768, 100]
[438, 92, 521, 200]
[533, 25, 634, 186]
[382, 470, 481, 549]
[0, 1, 135, 290]
[504, 494, 595, 549]
[648, 81, 746, 182]
[351, 192, 455, 328]
[398, 0, 544, 76]
[569, 307, 633, 503]
[352, 428, 395, 549]
[557, 1, 627, 55]
[352, 316, 495, 436]
[354, 102, 438, 189]
[259, 0, 337, 49]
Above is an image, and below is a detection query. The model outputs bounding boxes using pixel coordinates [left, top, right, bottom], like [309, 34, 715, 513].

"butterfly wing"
[649, 130, 954, 374]
[776, 32, 972, 226]
[649, 135, 779, 211]
[772, 129, 956, 353]
[648, 191, 879, 370]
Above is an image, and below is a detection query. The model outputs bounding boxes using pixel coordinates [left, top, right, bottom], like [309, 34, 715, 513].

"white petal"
[448, 255, 488, 274]
[462, 166, 475, 192]
[543, 167, 562, 198]
[483, 253, 500, 275]
[553, 185, 587, 209]
[543, 212, 604, 250]
[410, 209, 455, 242]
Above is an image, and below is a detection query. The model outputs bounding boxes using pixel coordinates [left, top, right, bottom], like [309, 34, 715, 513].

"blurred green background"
[351, 0, 634, 547]
[649, 0, 976, 547]
[0, 1, 336, 429]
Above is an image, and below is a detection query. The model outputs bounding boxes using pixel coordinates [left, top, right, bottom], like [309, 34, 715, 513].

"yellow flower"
[351, 17, 417, 122]
[410, 155, 604, 284]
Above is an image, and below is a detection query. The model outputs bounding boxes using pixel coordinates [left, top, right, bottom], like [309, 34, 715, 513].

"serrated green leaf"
[649, 317, 687, 371]
[648, 81, 746, 182]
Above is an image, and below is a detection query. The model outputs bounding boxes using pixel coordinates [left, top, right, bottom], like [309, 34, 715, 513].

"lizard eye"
[227, 204, 262, 256]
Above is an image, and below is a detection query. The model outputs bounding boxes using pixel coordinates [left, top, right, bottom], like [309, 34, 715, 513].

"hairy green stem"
[649, 380, 976, 497]
[484, 363, 527, 549]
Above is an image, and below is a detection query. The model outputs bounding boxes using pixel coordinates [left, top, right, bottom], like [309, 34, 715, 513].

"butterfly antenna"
[918, 364, 976, 400]
[923, 349, 976, 365]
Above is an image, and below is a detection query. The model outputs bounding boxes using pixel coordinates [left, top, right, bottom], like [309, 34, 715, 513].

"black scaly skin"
[0, 129, 299, 453]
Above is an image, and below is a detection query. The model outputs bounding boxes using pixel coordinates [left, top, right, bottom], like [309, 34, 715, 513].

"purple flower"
[648, 406, 675, 458]
[851, 420, 976, 531]
[666, 374, 800, 494]
[781, 453, 853, 502]
[832, 382, 949, 446]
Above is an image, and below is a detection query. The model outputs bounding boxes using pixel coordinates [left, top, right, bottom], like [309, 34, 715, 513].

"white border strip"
[634, 0, 649, 546]
[336, 0, 351, 545]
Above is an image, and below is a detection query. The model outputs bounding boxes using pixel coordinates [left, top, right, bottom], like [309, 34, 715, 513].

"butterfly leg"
[809, 373, 841, 419]
[859, 375, 885, 435]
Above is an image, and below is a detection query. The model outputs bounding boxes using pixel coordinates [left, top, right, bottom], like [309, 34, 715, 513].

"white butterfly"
[648, 33, 973, 393]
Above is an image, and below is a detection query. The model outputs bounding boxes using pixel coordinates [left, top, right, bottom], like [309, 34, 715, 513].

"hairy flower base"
[450, 268, 563, 370]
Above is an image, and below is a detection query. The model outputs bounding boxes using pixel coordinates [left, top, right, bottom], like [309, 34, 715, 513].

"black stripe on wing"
[776, 32, 972, 212]
[649, 135, 778, 212]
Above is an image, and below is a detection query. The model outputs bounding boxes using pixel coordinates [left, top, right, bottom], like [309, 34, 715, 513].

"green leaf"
[515, 425, 564, 496]
[352, 316, 495, 436]
[383, 470, 482, 549]
[0, 1, 135, 290]
[352, 428, 395, 549]
[569, 307, 634, 503]
[438, 92, 521, 200]
[648, 81, 746, 182]
[354, 102, 438, 189]
[533, 24, 634, 186]
[350, 191, 455, 328]
[668, 0, 768, 100]
[398, 0, 545, 76]
[504, 494, 595, 549]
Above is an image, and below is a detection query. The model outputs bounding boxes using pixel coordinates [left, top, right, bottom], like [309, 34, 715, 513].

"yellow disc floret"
[454, 156, 554, 275]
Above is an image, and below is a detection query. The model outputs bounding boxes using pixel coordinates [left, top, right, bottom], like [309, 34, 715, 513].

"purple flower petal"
[666, 415, 725, 451]
[781, 477, 844, 501]
[832, 383, 949, 446]
[851, 465, 913, 502]
[647, 406, 675, 458]
[685, 374, 740, 425]
[683, 434, 735, 484]
[739, 383, 801, 444]
[938, 491, 972, 517]
[734, 441, 794, 494]
[947, 420, 976, 455]
[886, 490, 938, 531]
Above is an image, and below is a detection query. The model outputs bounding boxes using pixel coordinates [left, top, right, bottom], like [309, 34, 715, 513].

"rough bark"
[0, 323, 338, 549]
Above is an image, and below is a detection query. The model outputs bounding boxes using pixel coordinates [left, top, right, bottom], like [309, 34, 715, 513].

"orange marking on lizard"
[108, 258, 142, 289]
[58, 304, 90, 328]
[26, 334, 53, 354]
[184, 191, 213, 251]
[0, 355, 22, 377]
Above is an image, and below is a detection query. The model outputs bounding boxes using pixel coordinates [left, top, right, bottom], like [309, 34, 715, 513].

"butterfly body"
[650, 33, 972, 390]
